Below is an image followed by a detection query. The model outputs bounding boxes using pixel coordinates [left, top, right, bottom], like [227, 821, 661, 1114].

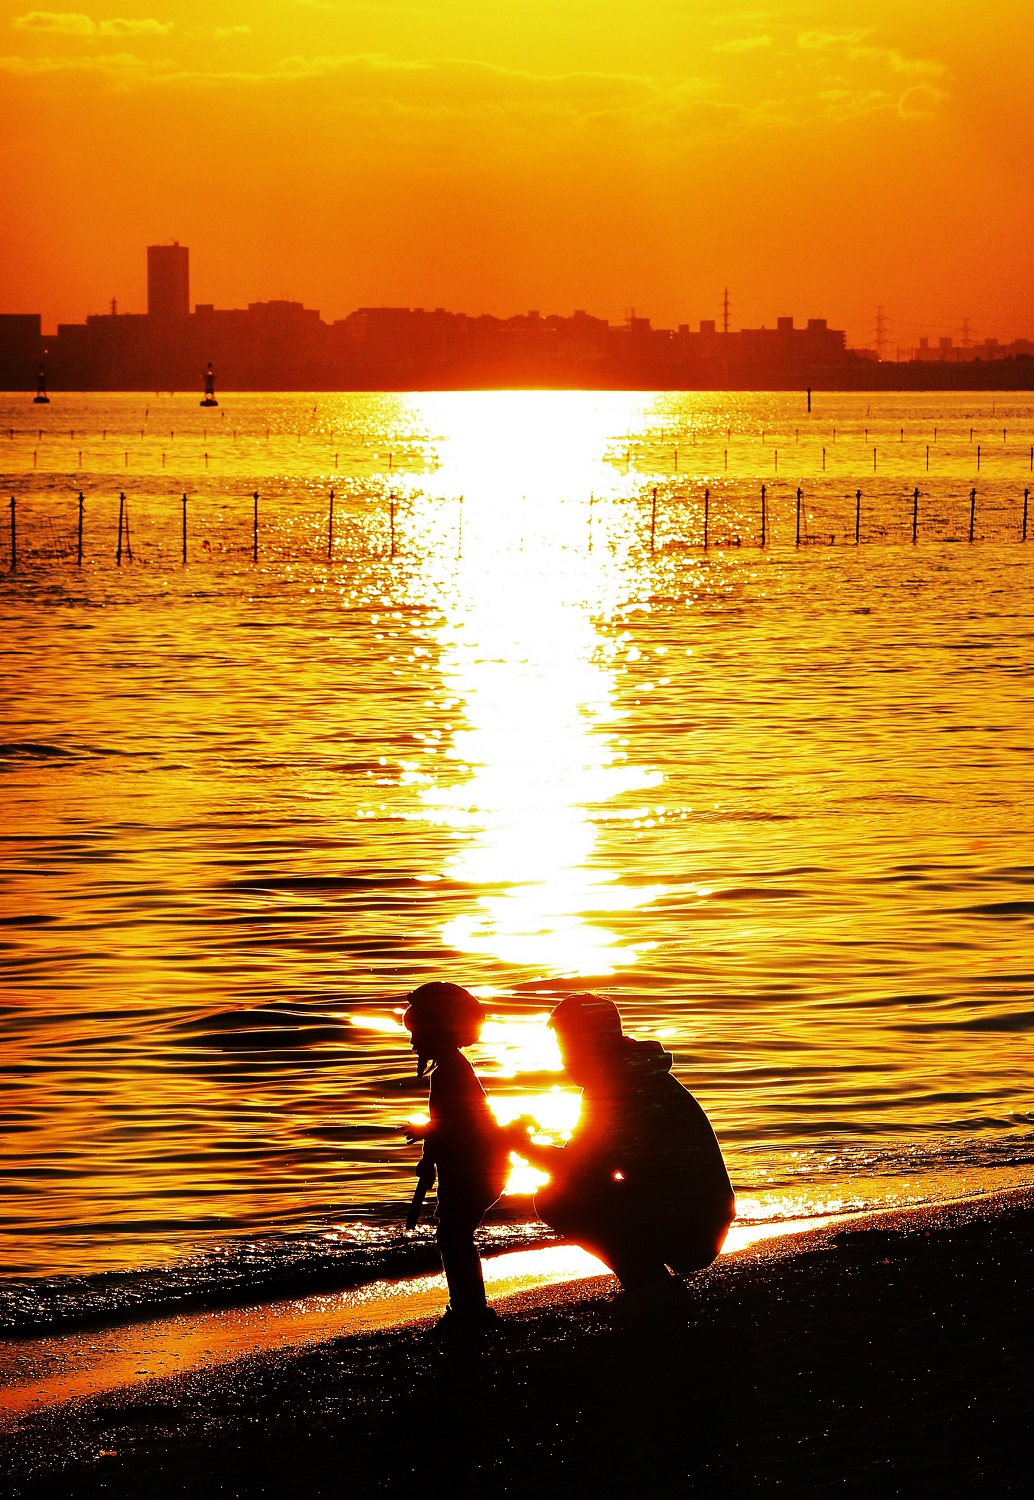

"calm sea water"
[1, 391, 1032, 1328]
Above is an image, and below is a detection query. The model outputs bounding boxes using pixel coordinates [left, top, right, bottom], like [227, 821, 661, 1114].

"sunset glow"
[3, 3, 1032, 344]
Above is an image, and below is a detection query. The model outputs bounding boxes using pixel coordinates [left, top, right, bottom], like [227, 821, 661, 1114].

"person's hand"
[403, 1116, 430, 1143]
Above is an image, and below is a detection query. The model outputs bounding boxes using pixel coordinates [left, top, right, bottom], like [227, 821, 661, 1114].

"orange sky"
[2, 3, 1031, 346]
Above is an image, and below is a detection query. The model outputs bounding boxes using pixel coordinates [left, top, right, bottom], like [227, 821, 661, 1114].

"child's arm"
[405, 1153, 436, 1230]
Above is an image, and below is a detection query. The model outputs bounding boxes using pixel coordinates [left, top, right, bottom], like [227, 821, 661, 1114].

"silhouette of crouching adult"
[515, 995, 735, 1300]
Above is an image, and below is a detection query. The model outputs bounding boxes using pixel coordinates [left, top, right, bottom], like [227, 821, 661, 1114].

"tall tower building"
[147, 242, 189, 318]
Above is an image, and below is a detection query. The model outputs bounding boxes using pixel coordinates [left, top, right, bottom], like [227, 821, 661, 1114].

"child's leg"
[436, 1212, 487, 1313]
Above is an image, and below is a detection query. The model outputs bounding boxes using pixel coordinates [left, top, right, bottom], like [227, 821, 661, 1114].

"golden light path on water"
[356, 393, 673, 1198]
[413, 392, 663, 975]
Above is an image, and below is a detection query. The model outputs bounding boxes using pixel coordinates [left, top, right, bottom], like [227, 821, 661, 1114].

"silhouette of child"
[403, 982, 511, 1332]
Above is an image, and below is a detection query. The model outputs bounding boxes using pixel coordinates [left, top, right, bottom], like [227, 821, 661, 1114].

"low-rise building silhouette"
[3, 247, 1034, 392]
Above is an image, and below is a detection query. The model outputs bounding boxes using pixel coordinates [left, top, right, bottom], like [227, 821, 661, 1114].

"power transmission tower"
[722, 287, 730, 335]
[874, 305, 888, 361]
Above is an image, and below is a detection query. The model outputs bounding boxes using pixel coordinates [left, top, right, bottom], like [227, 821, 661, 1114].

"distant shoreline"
[7, 374, 1034, 395]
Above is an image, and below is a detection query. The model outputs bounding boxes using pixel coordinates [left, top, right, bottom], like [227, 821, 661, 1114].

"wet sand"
[2, 1188, 1032, 1497]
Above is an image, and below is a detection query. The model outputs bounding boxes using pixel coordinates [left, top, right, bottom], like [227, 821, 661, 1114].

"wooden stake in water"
[977, 445, 981, 471]
[969, 487, 977, 543]
[807, 388, 812, 413]
[1023, 489, 1029, 542]
[77, 492, 84, 566]
[760, 484, 767, 547]
[8, 495, 15, 571]
[390, 491, 396, 557]
[703, 488, 710, 549]
[795, 487, 802, 546]
[926, 445, 930, 471]
[650, 487, 657, 552]
[822, 447, 826, 470]
[117, 492, 124, 566]
[182, 494, 187, 565]
[327, 488, 334, 562]
[855, 490, 861, 544]
[873, 446, 877, 472]
[912, 487, 919, 544]
[253, 492, 259, 562]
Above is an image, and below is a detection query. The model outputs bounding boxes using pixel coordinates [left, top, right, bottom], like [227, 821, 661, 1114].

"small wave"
[0, 742, 76, 760]
[172, 1005, 342, 1053]
[899, 1009, 1034, 1034]
[221, 874, 441, 894]
[710, 885, 803, 902]
[0, 741, 148, 765]
[958, 900, 1034, 917]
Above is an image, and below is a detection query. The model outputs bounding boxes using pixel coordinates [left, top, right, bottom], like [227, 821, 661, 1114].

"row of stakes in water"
[11, 420, 1034, 478]
[13, 438, 1034, 475]
[4, 484, 1032, 572]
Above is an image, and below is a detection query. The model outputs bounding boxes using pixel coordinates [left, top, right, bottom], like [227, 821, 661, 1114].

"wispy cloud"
[13, 10, 97, 32]
[797, 30, 869, 52]
[12, 11, 172, 36]
[713, 35, 772, 54]
[0, 30, 950, 139]
[0, 48, 171, 81]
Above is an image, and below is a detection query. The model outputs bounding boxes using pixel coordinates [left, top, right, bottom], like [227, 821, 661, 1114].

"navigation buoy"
[200, 362, 219, 408]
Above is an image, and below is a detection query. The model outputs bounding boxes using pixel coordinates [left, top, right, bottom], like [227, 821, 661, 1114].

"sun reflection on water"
[408, 392, 664, 977]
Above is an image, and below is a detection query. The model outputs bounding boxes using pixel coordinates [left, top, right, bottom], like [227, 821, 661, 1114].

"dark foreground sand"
[2, 1189, 1032, 1498]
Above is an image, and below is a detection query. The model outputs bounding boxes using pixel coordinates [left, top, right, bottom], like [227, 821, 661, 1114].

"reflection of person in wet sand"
[402, 983, 512, 1334]
[510, 994, 735, 1314]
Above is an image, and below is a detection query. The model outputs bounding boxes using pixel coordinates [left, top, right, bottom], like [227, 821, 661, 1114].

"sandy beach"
[2, 1187, 1031, 1497]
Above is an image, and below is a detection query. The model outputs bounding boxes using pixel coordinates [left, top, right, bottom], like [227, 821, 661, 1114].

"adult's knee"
[534, 1186, 592, 1241]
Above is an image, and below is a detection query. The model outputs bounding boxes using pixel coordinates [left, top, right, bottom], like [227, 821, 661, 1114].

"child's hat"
[403, 981, 484, 1036]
